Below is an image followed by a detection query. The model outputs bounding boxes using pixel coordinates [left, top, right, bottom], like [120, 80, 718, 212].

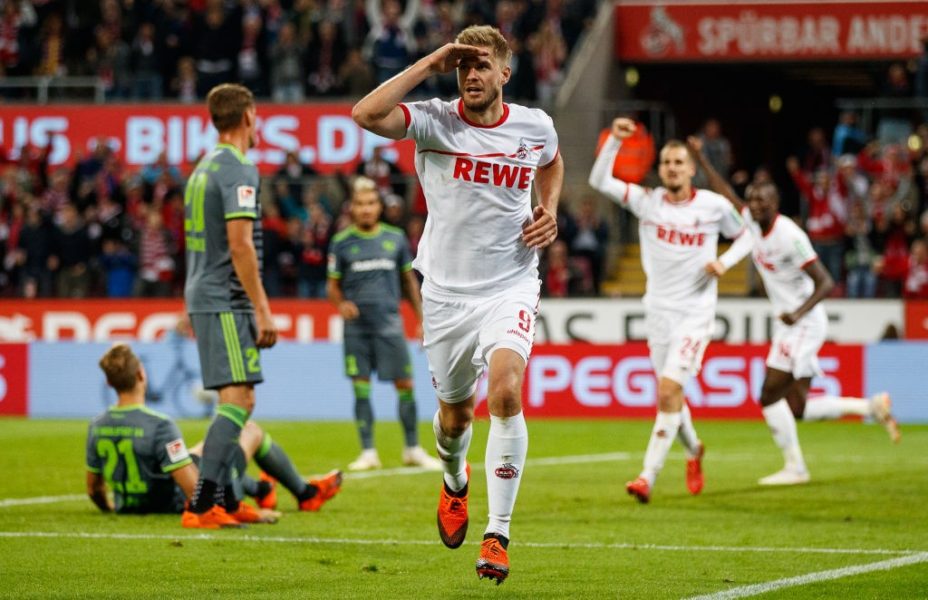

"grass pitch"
[1, 417, 926, 598]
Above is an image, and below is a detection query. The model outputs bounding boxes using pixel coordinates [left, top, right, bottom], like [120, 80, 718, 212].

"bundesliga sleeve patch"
[237, 185, 256, 208]
[165, 438, 190, 463]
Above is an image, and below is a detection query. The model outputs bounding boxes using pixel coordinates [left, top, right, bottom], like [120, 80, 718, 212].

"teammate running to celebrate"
[589, 118, 745, 503]
[352, 25, 563, 584]
[88, 343, 319, 521]
[691, 139, 901, 485]
[327, 177, 442, 472]
[182, 84, 341, 528]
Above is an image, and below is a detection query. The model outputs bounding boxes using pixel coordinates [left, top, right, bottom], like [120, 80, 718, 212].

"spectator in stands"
[270, 22, 305, 102]
[0, 0, 37, 79]
[130, 23, 162, 100]
[15, 204, 52, 297]
[877, 63, 914, 145]
[904, 238, 928, 299]
[504, 35, 536, 101]
[916, 36, 928, 121]
[193, 4, 239, 97]
[86, 27, 131, 100]
[35, 12, 65, 76]
[296, 221, 329, 298]
[832, 111, 868, 157]
[49, 203, 92, 298]
[406, 213, 424, 258]
[802, 127, 831, 174]
[530, 20, 566, 104]
[262, 200, 288, 297]
[844, 200, 878, 299]
[698, 118, 732, 182]
[541, 240, 586, 298]
[382, 193, 405, 228]
[41, 168, 70, 221]
[134, 206, 175, 297]
[99, 239, 136, 298]
[307, 19, 347, 96]
[355, 145, 404, 198]
[276, 151, 317, 206]
[171, 56, 198, 103]
[872, 203, 916, 297]
[570, 196, 608, 294]
[338, 47, 375, 96]
[364, 0, 420, 84]
[787, 156, 846, 284]
[141, 153, 183, 188]
[237, 12, 266, 97]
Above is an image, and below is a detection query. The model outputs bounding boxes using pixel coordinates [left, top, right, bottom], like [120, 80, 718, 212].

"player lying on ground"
[182, 83, 341, 528]
[352, 25, 563, 584]
[87, 343, 340, 525]
[589, 117, 745, 503]
[327, 177, 442, 472]
[690, 138, 901, 486]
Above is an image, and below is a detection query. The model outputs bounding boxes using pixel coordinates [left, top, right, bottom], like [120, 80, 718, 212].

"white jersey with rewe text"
[588, 136, 744, 312]
[401, 98, 559, 294]
[742, 208, 824, 319]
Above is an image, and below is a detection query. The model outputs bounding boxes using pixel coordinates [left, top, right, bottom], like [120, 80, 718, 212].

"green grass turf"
[0, 417, 926, 598]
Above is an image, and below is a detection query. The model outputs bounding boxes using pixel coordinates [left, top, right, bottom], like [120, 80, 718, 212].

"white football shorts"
[766, 309, 826, 379]
[647, 308, 714, 386]
[421, 278, 540, 403]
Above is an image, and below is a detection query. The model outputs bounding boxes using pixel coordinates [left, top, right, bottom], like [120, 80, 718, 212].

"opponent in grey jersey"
[87, 344, 196, 514]
[326, 177, 441, 472]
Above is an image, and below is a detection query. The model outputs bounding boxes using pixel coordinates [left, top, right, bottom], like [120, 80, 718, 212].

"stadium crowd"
[0, 0, 595, 103]
[0, 0, 927, 300]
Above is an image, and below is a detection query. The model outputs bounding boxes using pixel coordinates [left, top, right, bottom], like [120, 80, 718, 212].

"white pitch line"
[0, 494, 86, 508]
[687, 552, 928, 600]
[0, 531, 919, 558]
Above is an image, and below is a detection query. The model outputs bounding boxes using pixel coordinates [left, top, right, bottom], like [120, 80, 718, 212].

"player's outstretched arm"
[86, 472, 113, 512]
[711, 229, 754, 277]
[352, 43, 490, 140]
[588, 118, 643, 209]
[523, 153, 563, 249]
[781, 259, 834, 325]
[686, 135, 743, 210]
[227, 219, 277, 348]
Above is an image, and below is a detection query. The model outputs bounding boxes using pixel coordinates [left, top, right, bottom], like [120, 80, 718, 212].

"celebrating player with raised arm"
[589, 118, 744, 503]
[182, 84, 341, 528]
[692, 139, 900, 485]
[352, 25, 563, 584]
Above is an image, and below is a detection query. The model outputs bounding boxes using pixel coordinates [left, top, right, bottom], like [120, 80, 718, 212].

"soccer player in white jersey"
[351, 25, 563, 584]
[690, 140, 901, 485]
[589, 118, 744, 504]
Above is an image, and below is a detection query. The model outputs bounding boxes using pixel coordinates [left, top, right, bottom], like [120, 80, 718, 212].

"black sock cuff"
[444, 481, 468, 498]
[483, 533, 509, 549]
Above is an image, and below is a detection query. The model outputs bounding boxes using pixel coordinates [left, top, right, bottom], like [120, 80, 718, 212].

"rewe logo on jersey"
[452, 157, 533, 190]
[656, 225, 706, 246]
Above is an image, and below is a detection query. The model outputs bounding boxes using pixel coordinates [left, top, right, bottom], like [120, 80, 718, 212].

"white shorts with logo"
[647, 308, 714, 386]
[422, 278, 540, 403]
[766, 309, 827, 379]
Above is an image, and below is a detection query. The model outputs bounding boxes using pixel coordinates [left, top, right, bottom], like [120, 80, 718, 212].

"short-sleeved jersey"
[327, 223, 413, 310]
[85, 405, 192, 514]
[400, 98, 559, 294]
[184, 144, 262, 313]
[589, 136, 743, 313]
[743, 209, 823, 319]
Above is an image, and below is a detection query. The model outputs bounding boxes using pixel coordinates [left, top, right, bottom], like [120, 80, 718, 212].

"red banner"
[0, 344, 28, 416]
[615, 1, 928, 62]
[475, 343, 864, 419]
[0, 104, 416, 175]
[905, 301, 928, 339]
[0, 299, 419, 342]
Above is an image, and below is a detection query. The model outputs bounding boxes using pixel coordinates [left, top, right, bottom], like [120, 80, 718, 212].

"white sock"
[762, 400, 807, 472]
[641, 411, 682, 487]
[676, 404, 701, 458]
[803, 396, 870, 421]
[484, 412, 528, 540]
[433, 410, 472, 492]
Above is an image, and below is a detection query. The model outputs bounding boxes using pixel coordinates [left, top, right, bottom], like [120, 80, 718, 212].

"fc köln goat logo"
[494, 463, 520, 479]
[515, 139, 529, 160]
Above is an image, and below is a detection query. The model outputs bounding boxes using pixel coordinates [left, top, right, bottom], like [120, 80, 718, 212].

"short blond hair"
[455, 25, 512, 66]
[99, 344, 141, 393]
[352, 176, 377, 195]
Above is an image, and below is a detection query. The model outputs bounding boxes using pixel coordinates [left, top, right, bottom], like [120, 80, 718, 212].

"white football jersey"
[589, 136, 744, 312]
[742, 209, 824, 319]
[401, 98, 559, 294]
